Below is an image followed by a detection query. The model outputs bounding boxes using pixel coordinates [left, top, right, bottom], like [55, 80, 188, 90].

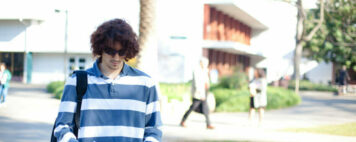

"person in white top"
[248, 68, 267, 125]
[180, 57, 214, 129]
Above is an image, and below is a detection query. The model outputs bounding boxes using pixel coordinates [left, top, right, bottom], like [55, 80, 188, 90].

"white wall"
[1, 0, 140, 54]
[305, 62, 332, 85]
[0, 20, 27, 52]
[63, 0, 140, 53]
[32, 53, 66, 84]
[156, 0, 204, 83]
[1, 0, 140, 84]
[31, 53, 94, 84]
[240, 0, 298, 82]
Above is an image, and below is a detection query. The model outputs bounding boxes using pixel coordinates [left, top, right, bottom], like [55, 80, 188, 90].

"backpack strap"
[73, 70, 88, 138]
[50, 70, 88, 142]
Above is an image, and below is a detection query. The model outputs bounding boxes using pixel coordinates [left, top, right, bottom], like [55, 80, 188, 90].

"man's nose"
[112, 53, 122, 59]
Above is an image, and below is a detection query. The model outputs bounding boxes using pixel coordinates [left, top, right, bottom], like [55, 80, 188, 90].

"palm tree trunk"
[137, 0, 158, 78]
[137, 0, 163, 111]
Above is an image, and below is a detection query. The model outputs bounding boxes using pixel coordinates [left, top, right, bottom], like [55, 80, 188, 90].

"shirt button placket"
[110, 81, 115, 94]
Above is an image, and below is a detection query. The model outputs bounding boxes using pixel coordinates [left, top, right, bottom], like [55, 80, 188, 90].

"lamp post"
[55, 9, 68, 81]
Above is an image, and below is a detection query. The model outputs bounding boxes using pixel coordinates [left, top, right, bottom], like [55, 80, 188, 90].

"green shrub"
[159, 83, 191, 102]
[288, 80, 337, 92]
[217, 71, 248, 89]
[47, 81, 65, 94]
[48, 81, 192, 101]
[211, 88, 250, 112]
[54, 85, 65, 99]
[211, 87, 301, 112]
[266, 87, 301, 110]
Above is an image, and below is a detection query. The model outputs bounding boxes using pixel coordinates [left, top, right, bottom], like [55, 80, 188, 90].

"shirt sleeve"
[261, 78, 268, 94]
[53, 76, 79, 142]
[144, 85, 163, 142]
[1, 72, 8, 84]
[249, 81, 257, 95]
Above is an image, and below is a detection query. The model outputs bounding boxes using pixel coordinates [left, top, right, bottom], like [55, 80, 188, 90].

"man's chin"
[109, 65, 122, 70]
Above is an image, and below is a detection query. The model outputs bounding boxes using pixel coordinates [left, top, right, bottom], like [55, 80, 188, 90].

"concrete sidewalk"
[0, 83, 60, 142]
[161, 91, 356, 142]
[0, 83, 356, 142]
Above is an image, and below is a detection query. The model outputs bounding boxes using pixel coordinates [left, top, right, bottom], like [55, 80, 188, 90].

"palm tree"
[137, 0, 158, 79]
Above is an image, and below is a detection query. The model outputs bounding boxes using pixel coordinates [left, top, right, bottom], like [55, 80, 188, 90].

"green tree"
[294, 0, 325, 95]
[304, 0, 356, 71]
[278, 0, 325, 95]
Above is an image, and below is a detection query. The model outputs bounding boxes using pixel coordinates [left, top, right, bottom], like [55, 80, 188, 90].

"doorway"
[0, 52, 24, 82]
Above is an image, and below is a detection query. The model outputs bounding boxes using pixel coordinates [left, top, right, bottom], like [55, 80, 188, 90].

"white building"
[156, 0, 332, 84]
[0, 0, 332, 84]
[0, 0, 140, 84]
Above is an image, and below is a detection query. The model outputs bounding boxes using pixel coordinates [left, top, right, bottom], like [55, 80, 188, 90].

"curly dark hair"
[90, 19, 139, 61]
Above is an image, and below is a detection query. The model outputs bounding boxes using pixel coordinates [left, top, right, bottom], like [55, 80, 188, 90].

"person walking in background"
[180, 57, 214, 129]
[0, 63, 12, 106]
[248, 68, 267, 126]
[53, 19, 162, 142]
[337, 65, 350, 95]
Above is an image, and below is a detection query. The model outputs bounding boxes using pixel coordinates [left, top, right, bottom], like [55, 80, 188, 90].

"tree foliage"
[304, 0, 356, 71]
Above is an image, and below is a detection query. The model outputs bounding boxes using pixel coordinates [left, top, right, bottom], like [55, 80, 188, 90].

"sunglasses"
[103, 47, 126, 56]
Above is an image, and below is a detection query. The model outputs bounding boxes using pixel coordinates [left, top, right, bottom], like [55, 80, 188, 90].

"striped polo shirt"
[54, 60, 162, 142]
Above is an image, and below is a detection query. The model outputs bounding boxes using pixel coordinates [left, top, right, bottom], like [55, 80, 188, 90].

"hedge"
[288, 80, 337, 92]
[47, 81, 65, 94]
[159, 83, 191, 102]
[211, 87, 301, 112]
[47, 81, 192, 101]
[47, 81, 301, 112]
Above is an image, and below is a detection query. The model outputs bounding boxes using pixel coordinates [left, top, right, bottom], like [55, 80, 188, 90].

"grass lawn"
[283, 122, 356, 137]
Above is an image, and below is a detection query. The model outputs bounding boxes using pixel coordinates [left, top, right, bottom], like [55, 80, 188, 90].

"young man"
[0, 63, 11, 105]
[54, 19, 162, 142]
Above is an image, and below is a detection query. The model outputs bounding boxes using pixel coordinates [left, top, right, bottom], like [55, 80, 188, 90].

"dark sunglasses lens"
[104, 48, 125, 56]
[118, 50, 126, 56]
[104, 48, 115, 56]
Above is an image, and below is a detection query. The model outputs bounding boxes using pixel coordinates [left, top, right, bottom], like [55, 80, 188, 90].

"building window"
[68, 57, 86, 73]
[78, 58, 86, 70]
[69, 58, 75, 63]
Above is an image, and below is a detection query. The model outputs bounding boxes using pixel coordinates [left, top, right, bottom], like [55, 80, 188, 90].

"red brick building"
[201, 3, 266, 77]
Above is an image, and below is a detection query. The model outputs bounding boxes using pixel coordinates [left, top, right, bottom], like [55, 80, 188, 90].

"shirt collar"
[92, 59, 129, 78]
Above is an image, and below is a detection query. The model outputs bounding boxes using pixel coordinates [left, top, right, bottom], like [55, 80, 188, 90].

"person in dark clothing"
[338, 65, 350, 95]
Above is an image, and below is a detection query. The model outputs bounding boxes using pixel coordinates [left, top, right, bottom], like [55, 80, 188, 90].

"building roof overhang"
[0, 5, 48, 22]
[203, 40, 265, 61]
[205, 0, 268, 30]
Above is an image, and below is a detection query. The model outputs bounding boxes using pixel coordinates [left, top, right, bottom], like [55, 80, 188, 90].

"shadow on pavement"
[0, 116, 53, 142]
[301, 96, 356, 113]
[8, 86, 47, 94]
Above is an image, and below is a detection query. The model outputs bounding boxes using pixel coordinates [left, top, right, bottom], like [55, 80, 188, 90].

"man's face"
[101, 42, 125, 71]
[342, 66, 347, 70]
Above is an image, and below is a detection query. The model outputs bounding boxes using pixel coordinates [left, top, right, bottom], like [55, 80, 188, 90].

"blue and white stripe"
[54, 61, 162, 142]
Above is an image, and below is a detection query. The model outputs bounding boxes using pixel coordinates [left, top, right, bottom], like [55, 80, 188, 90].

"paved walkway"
[0, 83, 60, 142]
[0, 83, 355, 142]
[162, 91, 356, 142]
